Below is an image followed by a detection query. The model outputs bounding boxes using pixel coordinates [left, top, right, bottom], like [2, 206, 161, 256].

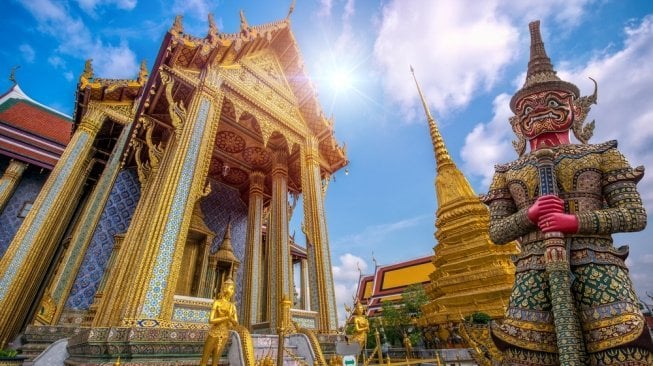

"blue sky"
[2, 0, 653, 324]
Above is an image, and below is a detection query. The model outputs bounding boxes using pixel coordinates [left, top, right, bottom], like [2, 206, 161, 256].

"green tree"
[402, 284, 428, 317]
[378, 285, 429, 346]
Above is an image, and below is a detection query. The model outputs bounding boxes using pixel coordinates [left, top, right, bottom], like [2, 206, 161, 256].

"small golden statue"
[348, 300, 369, 348]
[200, 277, 238, 366]
[403, 332, 413, 359]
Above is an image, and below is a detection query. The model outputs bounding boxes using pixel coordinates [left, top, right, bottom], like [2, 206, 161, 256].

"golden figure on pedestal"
[200, 277, 238, 366]
[348, 300, 369, 348]
[403, 332, 413, 359]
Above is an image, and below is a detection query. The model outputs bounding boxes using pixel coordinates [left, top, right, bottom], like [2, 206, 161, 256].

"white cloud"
[19, 44, 35, 63]
[496, 0, 596, 26]
[317, 0, 333, 18]
[76, 0, 137, 16]
[332, 214, 430, 248]
[343, 0, 355, 22]
[374, 0, 518, 117]
[172, 0, 210, 20]
[461, 93, 515, 186]
[48, 55, 66, 69]
[332, 253, 368, 326]
[18, 0, 139, 79]
[64, 71, 74, 81]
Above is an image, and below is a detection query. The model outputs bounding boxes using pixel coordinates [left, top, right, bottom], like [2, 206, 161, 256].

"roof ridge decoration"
[9, 66, 19, 86]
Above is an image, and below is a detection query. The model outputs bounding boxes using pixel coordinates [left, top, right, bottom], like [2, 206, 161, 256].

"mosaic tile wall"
[65, 168, 141, 309]
[201, 178, 248, 307]
[0, 162, 48, 257]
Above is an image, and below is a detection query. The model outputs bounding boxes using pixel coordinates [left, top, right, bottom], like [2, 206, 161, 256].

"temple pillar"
[267, 150, 291, 330]
[93, 129, 166, 326]
[0, 159, 28, 214]
[96, 80, 223, 327]
[0, 106, 104, 347]
[241, 171, 265, 327]
[301, 136, 338, 331]
[36, 120, 133, 325]
[300, 257, 309, 310]
[203, 255, 218, 299]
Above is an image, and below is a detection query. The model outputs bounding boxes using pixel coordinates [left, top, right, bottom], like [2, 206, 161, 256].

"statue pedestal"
[66, 327, 206, 365]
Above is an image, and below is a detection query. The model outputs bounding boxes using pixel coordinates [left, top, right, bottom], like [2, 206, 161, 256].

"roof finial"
[240, 9, 249, 31]
[409, 66, 454, 171]
[286, 0, 296, 20]
[79, 59, 94, 89]
[208, 13, 219, 38]
[9, 66, 20, 85]
[170, 15, 184, 37]
[137, 60, 148, 85]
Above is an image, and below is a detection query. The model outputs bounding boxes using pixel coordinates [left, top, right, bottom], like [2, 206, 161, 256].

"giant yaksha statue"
[483, 21, 653, 365]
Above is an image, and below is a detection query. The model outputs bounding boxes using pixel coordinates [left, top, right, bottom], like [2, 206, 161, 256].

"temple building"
[0, 8, 347, 358]
[0, 82, 73, 259]
[410, 70, 520, 326]
[356, 255, 433, 316]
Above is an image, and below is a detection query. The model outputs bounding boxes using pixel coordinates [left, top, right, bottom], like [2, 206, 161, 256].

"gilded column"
[93, 132, 166, 326]
[0, 106, 103, 347]
[301, 136, 338, 331]
[195, 237, 211, 297]
[268, 151, 291, 330]
[300, 257, 309, 310]
[202, 254, 218, 298]
[38, 120, 133, 325]
[0, 160, 28, 213]
[241, 171, 265, 327]
[117, 81, 223, 326]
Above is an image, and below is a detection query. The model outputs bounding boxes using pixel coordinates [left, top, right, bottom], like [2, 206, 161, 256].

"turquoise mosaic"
[172, 306, 210, 323]
[141, 98, 210, 319]
[65, 168, 140, 309]
[0, 133, 89, 301]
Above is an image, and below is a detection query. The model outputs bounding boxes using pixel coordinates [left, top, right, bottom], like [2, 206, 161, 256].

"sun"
[329, 67, 354, 91]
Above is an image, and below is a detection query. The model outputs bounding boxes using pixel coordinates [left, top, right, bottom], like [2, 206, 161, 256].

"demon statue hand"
[200, 277, 238, 366]
[348, 300, 369, 348]
[483, 21, 652, 366]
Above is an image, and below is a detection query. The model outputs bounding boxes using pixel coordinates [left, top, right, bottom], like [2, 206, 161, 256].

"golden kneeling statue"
[348, 300, 369, 348]
[200, 278, 238, 366]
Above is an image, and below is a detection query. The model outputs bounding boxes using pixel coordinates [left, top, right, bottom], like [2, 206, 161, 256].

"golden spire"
[409, 67, 518, 328]
[409, 66, 454, 173]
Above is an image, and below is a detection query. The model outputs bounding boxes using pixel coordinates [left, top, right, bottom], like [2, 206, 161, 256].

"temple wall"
[63, 173, 247, 311]
[200, 178, 247, 307]
[65, 168, 141, 309]
[0, 161, 48, 257]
